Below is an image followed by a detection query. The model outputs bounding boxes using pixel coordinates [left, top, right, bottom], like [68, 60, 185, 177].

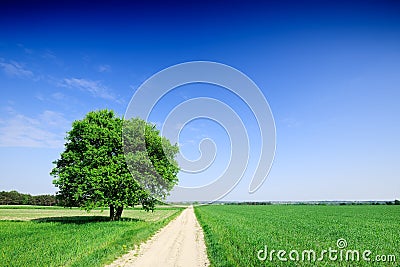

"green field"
[195, 205, 399, 266]
[0, 206, 182, 266]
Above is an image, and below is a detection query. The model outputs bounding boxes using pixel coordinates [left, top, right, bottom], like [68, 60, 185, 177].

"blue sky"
[0, 0, 399, 201]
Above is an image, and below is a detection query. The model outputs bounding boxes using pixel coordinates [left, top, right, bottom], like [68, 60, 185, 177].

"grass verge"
[0, 207, 182, 266]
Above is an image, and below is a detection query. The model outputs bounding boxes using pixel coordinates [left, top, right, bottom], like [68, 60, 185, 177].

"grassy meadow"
[0, 205, 183, 266]
[195, 205, 399, 266]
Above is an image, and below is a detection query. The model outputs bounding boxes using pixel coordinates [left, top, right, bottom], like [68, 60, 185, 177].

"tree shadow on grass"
[32, 216, 143, 224]
[0, 219, 26, 222]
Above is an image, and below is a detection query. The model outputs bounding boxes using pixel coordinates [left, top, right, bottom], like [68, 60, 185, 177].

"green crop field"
[0, 206, 183, 266]
[195, 205, 400, 266]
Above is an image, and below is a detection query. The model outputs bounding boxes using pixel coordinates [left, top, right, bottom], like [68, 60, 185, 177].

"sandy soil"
[106, 206, 210, 267]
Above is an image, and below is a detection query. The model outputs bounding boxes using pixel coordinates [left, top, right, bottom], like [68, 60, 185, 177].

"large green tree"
[51, 110, 179, 220]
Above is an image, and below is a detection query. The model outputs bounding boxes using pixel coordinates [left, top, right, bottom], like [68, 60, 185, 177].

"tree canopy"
[51, 110, 179, 220]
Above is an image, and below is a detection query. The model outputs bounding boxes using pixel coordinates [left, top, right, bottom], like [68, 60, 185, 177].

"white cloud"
[0, 59, 33, 78]
[35, 91, 66, 102]
[39, 110, 69, 127]
[51, 92, 66, 100]
[35, 93, 45, 101]
[281, 117, 302, 128]
[0, 110, 70, 148]
[17, 43, 33, 54]
[42, 50, 56, 60]
[61, 77, 117, 101]
[97, 64, 111, 73]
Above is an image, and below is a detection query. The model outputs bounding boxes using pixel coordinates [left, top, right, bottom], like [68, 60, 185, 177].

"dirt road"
[106, 206, 209, 267]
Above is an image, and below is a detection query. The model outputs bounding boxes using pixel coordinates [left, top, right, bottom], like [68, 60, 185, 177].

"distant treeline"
[224, 200, 400, 205]
[0, 190, 58, 206]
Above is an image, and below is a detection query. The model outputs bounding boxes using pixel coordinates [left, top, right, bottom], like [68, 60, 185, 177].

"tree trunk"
[115, 206, 123, 220]
[109, 204, 123, 221]
[110, 204, 115, 220]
